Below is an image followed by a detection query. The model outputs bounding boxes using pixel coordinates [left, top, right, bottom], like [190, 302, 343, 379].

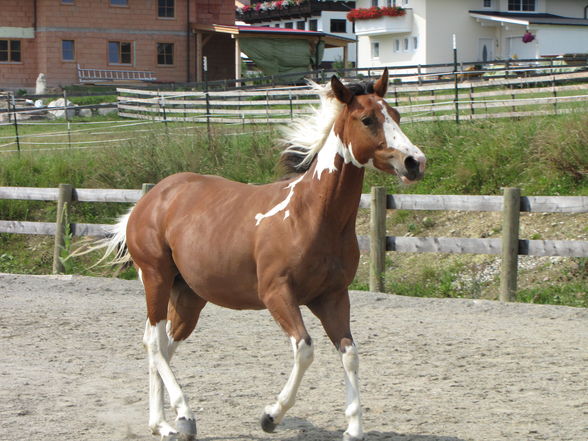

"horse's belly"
[172, 242, 264, 310]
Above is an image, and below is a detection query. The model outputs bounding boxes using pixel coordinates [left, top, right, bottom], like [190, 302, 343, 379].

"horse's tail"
[68, 208, 133, 268]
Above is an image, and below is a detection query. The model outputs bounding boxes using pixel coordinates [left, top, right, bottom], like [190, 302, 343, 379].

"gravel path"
[0, 274, 586, 441]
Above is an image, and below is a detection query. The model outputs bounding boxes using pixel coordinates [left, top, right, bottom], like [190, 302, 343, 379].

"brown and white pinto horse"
[101, 69, 425, 441]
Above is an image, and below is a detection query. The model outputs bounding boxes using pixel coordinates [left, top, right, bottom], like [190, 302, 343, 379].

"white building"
[354, 0, 588, 68]
[237, 1, 357, 67]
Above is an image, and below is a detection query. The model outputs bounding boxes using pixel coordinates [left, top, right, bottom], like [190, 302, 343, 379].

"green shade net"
[239, 37, 324, 78]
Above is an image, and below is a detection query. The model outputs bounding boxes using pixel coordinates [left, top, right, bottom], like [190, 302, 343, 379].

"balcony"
[237, 1, 356, 24]
[354, 9, 413, 36]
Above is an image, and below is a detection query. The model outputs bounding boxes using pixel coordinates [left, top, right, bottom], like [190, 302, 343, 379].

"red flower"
[346, 6, 405, 22]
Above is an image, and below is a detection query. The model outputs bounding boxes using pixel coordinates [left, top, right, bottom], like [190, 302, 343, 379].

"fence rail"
[1, 185, 586, 300]
[117, 69, 588, 125]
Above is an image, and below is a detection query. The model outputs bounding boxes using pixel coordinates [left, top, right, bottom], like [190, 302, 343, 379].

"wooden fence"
[1, 185, 586, 300]
[117, 69, 588, 125]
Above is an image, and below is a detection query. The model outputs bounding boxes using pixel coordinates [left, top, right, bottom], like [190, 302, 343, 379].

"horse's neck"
[305, 147, 365, 231]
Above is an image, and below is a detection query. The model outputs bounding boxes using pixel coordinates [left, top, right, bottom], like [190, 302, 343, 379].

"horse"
[97, 69, 425, 441]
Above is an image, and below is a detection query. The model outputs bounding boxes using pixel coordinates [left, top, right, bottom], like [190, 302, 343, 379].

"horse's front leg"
[260, 287, 314, 433]
[309, 291, 364, 441]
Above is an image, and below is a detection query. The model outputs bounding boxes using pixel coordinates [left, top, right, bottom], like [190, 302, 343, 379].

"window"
[61, 0, 74, 4]
[371, 41, 380, 58]
[403, 38, 409, 51]
[0, 40, 21, 62]
[330, 19, 347, 33]
[483, 0, 492, 7]
[62, 40, 75, 61]
[110, 0, 128, 6]
[274, 23, 281, 28]
[158, 0, 174, 18]
[296, 21, 305, 30]
[309, 19, 318, 31]
[371, 0, 378, 6]
[284, 22, 293, 29]
[108, 41, 132, 64]
[508, 0, 535, 11]
[394, 39, 400, 52]
[157, 42, 174, 65]
[413, 36, 418, 50]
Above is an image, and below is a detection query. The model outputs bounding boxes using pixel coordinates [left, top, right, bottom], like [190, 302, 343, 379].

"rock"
[34, 99, 44, 108]
[35, 73, 47, 95]
[97, 105, 117, 116]
[47, 98, 75, 119]
[78, 108, 93, 118]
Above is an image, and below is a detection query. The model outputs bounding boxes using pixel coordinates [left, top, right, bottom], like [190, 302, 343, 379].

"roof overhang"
[469, 10, 588, 27]
[191, 23, 355, 48]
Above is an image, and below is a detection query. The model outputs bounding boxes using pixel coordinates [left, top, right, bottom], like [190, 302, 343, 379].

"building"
[353, 0, 588, 69]
[0, 0, 235, 90]
[236, 0, 357, 67]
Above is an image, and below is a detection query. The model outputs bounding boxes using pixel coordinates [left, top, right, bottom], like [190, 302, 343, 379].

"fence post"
[141, 183, 155, 196]
[500, 187, 521, 302]
[63, 90, 72, 149]
[10, 94, 21, 155]
[52, 183, 73, 274]
[369, 186, 387, 292]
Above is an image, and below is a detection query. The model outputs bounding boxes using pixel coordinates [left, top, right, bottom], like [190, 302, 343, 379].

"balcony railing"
[354, 8, 413, 36]
[237, 1, 355, 23]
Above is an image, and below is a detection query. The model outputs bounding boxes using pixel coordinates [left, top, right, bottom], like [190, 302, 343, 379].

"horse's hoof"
[176, 417, 196, 440]
[260, 413, 277, 433]
[343, 433, 365, 441]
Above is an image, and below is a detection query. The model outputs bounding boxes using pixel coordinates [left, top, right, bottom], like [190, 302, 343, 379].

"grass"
[0, 112, 586, 306]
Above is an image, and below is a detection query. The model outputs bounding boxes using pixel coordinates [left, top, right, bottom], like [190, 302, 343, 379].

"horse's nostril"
[404, 156, 419, 172]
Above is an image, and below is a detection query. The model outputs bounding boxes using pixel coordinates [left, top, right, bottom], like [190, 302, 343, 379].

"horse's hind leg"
[142, 270, 205, 440]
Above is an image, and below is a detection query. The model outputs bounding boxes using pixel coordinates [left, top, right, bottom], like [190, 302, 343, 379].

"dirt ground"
[0, 273, 586, 441]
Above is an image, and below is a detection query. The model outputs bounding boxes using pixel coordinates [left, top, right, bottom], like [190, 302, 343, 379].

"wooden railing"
[1, 185, 587, 300]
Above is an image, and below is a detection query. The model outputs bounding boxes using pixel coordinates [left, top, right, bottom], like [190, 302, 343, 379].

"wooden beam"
[196, 32, 203, 83]
[235, 37, 241, 86]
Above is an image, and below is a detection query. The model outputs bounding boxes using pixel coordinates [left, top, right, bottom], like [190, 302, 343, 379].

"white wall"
[426, 0, 497, 64]
[356, 0, 427, 68]
[536, 26, 588, 55]
[545, 0, 588, 17]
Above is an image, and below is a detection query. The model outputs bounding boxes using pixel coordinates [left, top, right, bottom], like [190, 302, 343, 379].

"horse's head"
[330, 69, 426, 183]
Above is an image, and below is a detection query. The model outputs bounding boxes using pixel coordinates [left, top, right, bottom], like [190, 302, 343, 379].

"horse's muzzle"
[402, 155, 426, 183]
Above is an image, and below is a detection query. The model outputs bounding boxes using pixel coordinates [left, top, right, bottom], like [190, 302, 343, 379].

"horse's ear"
[374, 68, 389, 98]
[331, 75, 353, 104]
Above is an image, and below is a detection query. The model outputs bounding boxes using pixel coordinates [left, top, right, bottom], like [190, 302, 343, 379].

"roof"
[192, 23, 355, 48]
[469, 10, 588, 27]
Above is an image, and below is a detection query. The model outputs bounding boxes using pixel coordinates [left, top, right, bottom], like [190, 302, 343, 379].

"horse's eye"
[361, 117, 373, 126]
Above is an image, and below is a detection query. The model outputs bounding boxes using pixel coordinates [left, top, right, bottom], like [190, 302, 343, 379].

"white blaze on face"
[378, 101, 423, 158]
[255, 174, 305, 225]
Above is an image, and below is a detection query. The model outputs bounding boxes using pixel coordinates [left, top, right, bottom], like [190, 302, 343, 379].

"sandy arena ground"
[0, 273, 586, 441]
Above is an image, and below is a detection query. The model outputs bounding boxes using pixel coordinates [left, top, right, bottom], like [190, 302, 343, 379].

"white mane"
[281, 80, 344, 168]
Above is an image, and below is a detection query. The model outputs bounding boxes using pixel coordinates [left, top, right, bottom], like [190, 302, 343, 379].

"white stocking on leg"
[341, 344, 364, 441]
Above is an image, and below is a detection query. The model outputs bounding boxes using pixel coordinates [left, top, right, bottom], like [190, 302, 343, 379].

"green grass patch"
[516, 283, 587, 308]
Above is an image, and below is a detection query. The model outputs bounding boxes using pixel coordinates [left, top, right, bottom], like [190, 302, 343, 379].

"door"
[479, 38, 495, 62]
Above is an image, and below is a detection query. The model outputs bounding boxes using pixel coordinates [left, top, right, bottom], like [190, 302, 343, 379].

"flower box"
[354, 9, 413, 36]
